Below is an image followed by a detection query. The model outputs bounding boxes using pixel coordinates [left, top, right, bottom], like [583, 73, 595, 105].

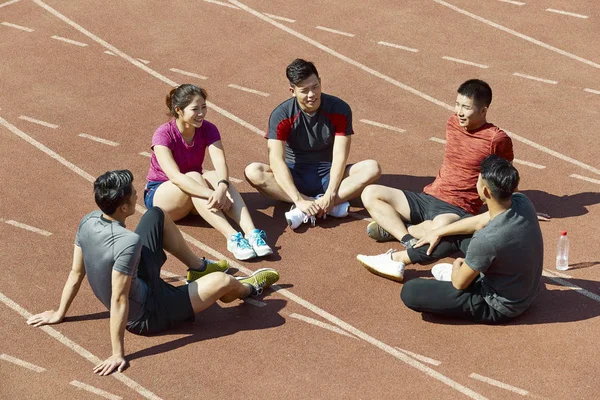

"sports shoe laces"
[251, 230, 268, 246]
[233, 232, 252, 250]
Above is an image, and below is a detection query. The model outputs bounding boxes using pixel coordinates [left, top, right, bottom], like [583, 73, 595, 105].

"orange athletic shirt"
[423, 114, 514, 214]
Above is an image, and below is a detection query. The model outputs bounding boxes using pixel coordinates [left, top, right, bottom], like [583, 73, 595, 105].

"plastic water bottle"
[556, 231, 569, 271]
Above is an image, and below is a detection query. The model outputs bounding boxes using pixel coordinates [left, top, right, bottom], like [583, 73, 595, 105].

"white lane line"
[433, 0, 600, 70]
[289, 313, 358, 339]
[0, 292, 162, 400]
[18, 115, 58, 129]
[137, 58, 150, 65]
[4, 220, 52, 236]
[395, 348, 442, 366]
[0, 0, 21, 8]
[545, 9, 588, 19]
[569, 174, 600, 185]
[70, 381, 122, 400]
[543, 269, 600, 302]
[160, 270, 184, 281]
[315, 25, 355, 37]
[78, 133, 119, 147]
[377, 41, 419, 53]
[168, 68, 208, 80]
[497, 0, 525, 5]
[512, 72, 558, 85]
[243, 298, 267, 307]
[360, 119, 406, 133]
[227, 84, 270, 97]
[513, 159, 545, 169]
[264, 13, 295, 23]
[0, 354, 46, 373]
[429, 137, 446, 144]
[441, 56, 489, 69]
[584, 88, 600, 95]
[50, 35, 88, 47]
[3, 110, 487, 400]
[104, 50, 115, 56]
[230, 177, 243, 183]
[469, 373, 529, 396]
[139, 151, 152, 157]
[203, 0, 239, 9]
[231, 0, 600, 178]
[545, 269, 571, 279]
[1, 21, 33, 32]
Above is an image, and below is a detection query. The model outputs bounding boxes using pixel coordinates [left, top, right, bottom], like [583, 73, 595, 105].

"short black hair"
[94, 170, 134, 215]
[480, 155, 519, 201]
[457, 79, 492, 108]
[286, 59, 319, 86]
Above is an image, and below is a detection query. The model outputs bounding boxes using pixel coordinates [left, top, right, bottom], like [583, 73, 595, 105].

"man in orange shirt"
[357, 79, 514, 282]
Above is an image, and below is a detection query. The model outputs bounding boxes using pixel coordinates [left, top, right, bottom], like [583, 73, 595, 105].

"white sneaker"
[431, 263, 453, 281]
[315, 195, 350, 218]
[285, 206, 316, 230]
[357, 249, 406, 282]
[227, 232, 257, 260]
[246, 229, 273, 257]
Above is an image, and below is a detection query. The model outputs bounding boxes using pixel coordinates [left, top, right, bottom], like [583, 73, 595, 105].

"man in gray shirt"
[27, 170, 280, 375]
[400, 155, 543, 323]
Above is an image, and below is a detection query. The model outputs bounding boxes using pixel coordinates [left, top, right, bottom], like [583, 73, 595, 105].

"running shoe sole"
[357, 256, 404, 282]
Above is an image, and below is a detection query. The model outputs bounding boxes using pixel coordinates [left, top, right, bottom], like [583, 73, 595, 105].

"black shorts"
[126, 207, 195, 336]
[404, 191, 470, 223]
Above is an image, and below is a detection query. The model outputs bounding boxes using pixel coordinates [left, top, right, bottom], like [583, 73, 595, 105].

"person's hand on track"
[93, 354, 128, 376]
[26, 310, 63, 327]
[536, 212, 551, 222]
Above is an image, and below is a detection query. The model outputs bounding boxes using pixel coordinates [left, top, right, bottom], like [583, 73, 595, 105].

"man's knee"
[361, 184, 381, 207]
[357, 159, 382, 182]
[400, 279, 425, 309]
[244, 162, 267, 186]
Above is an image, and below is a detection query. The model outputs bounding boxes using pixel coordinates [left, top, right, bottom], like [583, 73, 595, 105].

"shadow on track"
[521, 190, 600, 219]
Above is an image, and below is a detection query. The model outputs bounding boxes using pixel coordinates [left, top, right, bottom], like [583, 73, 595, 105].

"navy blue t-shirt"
[266, 93, 353, 164]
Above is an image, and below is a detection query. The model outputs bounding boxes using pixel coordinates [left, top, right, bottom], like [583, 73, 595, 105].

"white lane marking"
[545, 8, 588, 19]
[497, 0, 525, 5]
[18, 115, 58, 129]
[543, 270, 600, 302]
[545, 269, 571, 279]
[50, 35, 88, 47]
[4, 110, 489, 400]
[139, 151, 152, 157]
[469, 373, 529, 396]
[227, 84, 270, 97]
[441, 56, 488, 69]
[78, 133, 119, 147]
[0, 0, 21, 8]
[230, 0, 600, 177]
[289, 313, 358, 339]
[4, 220, 52, 236]
[160, 270, 184, 281]
[243, 298, 267, 307]
[0, 354, 46, 373]
[137, 58, 150, 64]
[229, 177, 243, 183]
[104, 50, 115, 56]
[70, 381, 122, 400]
[264, 13, 295, 23]
[513, 159, 545, 169]
[203, 0, 238, 9]
[360, 119, 406, 133]
[377, 41, 419, 53]
[584, 88, 600, 95]
[168, 68, 208, 80]
[512, 72, 558, 85]
[569, 174, 600, 185]
[429, 137, 446, 144]
[0, 292, 162, 400]
[315, 25, 355, 37]
[433, 0, 600, 70]
[395, 347, 442, 366]
[1, 21, 33, 32]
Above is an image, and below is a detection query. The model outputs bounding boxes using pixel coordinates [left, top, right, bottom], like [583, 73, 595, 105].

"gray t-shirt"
[75, 211, 148, 323]
[464, 193, 543, 317]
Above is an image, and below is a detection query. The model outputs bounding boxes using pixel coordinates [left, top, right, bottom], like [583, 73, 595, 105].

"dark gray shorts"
[404, 191, 470, 223]
[126, 207, 195, 336]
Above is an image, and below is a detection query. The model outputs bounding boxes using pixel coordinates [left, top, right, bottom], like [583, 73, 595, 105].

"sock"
[401, 234, 415, 243]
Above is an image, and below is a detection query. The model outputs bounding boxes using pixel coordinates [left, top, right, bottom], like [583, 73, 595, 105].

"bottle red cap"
[560, 230, 567, 236]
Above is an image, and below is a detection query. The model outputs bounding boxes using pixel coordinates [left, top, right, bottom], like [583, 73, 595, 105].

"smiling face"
[176, 95, 207, 128]
[455, 94, 487, 131]
[289, 74, 322, 113]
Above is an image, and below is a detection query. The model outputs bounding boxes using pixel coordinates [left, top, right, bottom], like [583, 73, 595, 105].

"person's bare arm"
[450, 258, 480, 290]
[206, 141, 233, 211]
[414, 212, 491, 255]
[154, 145, 213, 199]
[315, 135, 350, 214]
[27, 245, 86, 327]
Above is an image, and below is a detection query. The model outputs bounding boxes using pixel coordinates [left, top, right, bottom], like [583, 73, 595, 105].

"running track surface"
[1, 0, 599, 399]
